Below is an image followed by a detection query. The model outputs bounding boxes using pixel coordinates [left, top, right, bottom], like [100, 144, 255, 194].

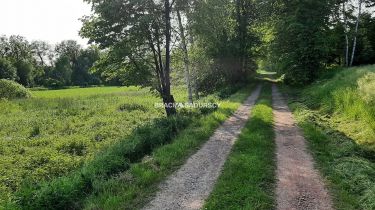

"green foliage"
[191, 0, 259, 91]
[217, 84, 244, 99]
[0, 36, 102, 89]
[72, 46, 101, 86]
[14, 59, 35, 87]
[0, 58, 18, 81]
[270, 0, 332, 85]
[204, 84, 276, 210]
[0, 79, 31, 99]
[350, 12, 375, 65]
[53, 55, 73, 85]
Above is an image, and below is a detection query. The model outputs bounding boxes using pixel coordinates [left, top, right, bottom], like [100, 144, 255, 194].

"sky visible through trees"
[0, 0, 91, 45]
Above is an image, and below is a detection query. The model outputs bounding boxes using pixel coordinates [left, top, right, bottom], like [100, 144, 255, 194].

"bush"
[218, 84, 243, 99]
[43, 78, 64, 89]
[0, 79, 31, 99]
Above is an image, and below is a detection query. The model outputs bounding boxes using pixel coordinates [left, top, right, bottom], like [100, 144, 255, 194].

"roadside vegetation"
[203, 83, 276, 210]
[283, 65, 375, 209]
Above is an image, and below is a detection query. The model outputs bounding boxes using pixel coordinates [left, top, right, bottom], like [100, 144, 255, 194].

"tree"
[176, 8, 193, 103]
[0, 58, 18, 81]
[81, 0, 178, 116]
[6, 35, 33, 61]
[15, 60, 35, 87]
[72, 46, 101, 85]
[350, 0, 364, 66]
[190, 0, 259, 90]
[269, 0, 333, 85]
[55, 40, 81, 64]
[31, 41, 52, 66]
[53, 55, 73, 85]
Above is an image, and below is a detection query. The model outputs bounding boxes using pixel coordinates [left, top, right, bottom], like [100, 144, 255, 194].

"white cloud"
[0, 0, 91, 46]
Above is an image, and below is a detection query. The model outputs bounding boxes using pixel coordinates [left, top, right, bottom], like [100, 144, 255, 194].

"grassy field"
[0, 86, 185, 205]
[0, 83, 255, 209]
[283, 65, 375, 209]
[31, 86, 141, 98]
[203, 83, 276, 210]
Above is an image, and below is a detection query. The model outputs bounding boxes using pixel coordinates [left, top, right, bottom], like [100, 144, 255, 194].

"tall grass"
[0, 86, 185, 206]
[300, 65, 375, 151]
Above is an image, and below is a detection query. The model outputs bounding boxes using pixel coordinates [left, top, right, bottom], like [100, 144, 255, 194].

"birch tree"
[350, 0, 363, 66]
[176, 8, 193, 103]
[342, 2, 350, 66]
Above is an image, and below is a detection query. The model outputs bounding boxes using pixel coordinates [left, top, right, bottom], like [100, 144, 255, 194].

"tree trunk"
[350, 0, 363, 66]
[187, 21, 199, 100]
[343, 3, 349, 67]
[235, 0, 247, 75]
[163, 0, 176, 116]
[177, 9, 193, 103]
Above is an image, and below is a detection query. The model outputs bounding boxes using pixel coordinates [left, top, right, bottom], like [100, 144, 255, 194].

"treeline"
[2, 0, 373, 110]
[0, 36, 103, 88]
[80, 0, 265, 115]
[262, 0, 375, 85]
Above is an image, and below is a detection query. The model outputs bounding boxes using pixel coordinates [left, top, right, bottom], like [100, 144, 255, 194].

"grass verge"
[282, 65, 375, 209]
[203, 83, 276, 210]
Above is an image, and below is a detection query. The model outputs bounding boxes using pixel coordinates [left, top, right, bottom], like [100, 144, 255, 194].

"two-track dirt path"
[143, 85, 262, 210]
[272, 85, 333, 210]
[143, 84, 333, 210]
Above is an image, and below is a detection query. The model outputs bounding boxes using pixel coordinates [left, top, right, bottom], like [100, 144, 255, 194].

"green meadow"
[0, 86, 185, 204]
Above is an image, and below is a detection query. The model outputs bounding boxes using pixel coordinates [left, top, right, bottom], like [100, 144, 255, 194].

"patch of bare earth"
[142, 86, 262, 210]
[272, 85, 333, 210]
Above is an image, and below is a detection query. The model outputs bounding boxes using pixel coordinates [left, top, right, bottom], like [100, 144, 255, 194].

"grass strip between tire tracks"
[203, 83, 276, 210]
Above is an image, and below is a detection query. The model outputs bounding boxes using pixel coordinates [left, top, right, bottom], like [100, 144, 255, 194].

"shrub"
[218, 84, 242, 99]
[43, 78, 64, 89]
[0, 79, 31, 99]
